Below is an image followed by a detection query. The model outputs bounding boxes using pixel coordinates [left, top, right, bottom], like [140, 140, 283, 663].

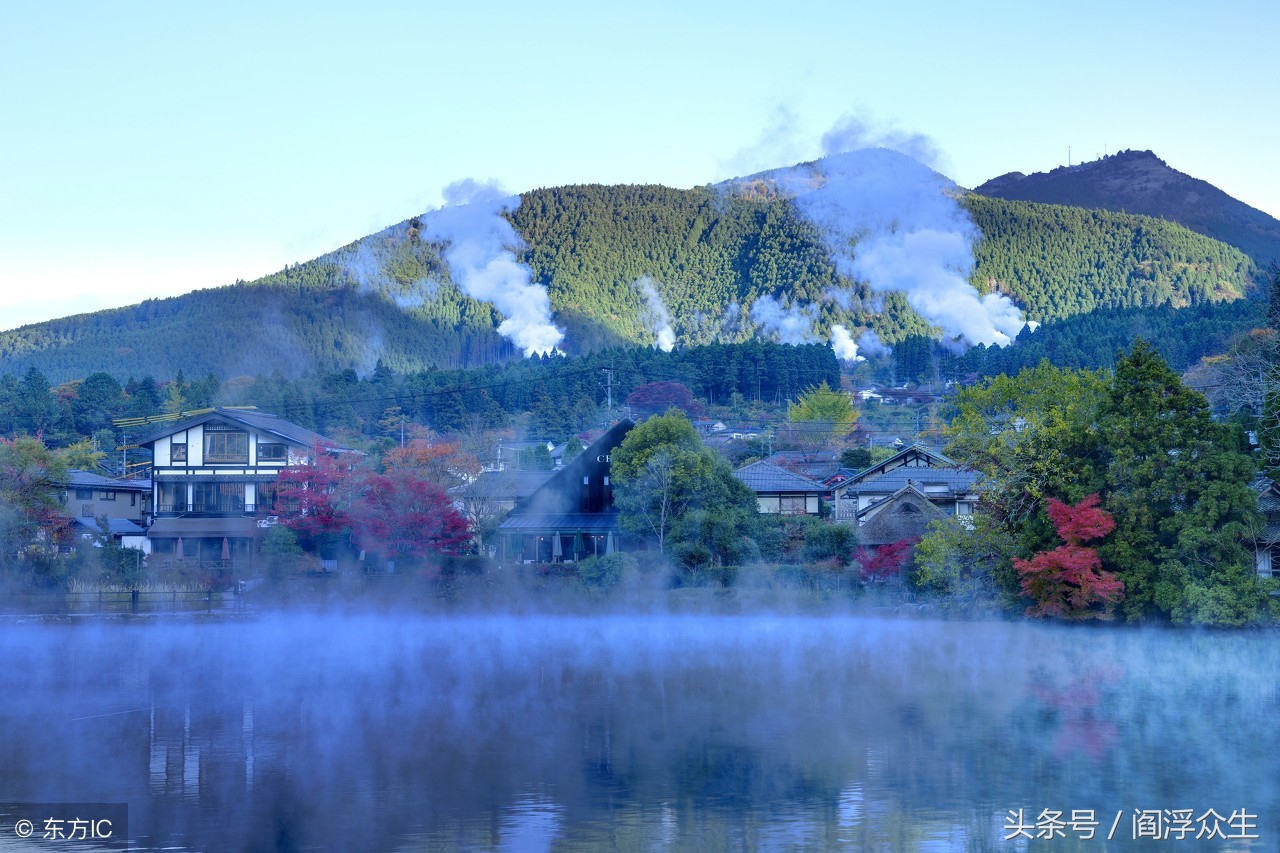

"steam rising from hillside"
[422, 180, 564, 356]
[634, 276, 675, 351]
[749, 295, 818, 345]
[785, 142, 1027, 347]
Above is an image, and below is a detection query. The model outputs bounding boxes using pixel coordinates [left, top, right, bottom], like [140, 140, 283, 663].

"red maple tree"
[1014, 494, 1124, 619]
[855, 537, 918, 582]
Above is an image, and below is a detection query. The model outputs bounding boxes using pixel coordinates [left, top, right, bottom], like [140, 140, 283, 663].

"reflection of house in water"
[138, 408, 355, 570]
[496, 420, 634, 563]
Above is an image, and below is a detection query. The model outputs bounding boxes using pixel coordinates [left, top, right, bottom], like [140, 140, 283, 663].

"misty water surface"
[0, 613, 1275, 851]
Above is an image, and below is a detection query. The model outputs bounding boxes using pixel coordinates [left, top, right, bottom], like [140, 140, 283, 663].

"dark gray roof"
[147, 517, 260, 538]
[136, 408, 350, 451]
[846, 467, 979, 496]
[1257, 523, 1280, 545]
[74, 517, 146, 536]
[462, 469, 557, 501]
[845, 444, 956, 484]
[498, 512, 621, 533]
[733, 460, 828, 494]
[64, 470, 151, 491]
[1256, 479, 1280, 515]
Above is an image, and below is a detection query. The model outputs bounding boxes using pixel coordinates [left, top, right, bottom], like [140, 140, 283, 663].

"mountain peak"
[975, 150, 1280, 265]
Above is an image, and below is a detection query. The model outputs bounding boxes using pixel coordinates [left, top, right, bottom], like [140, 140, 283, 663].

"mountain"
[0, 163, 1261, 384]
[976, 149, 1280, 266]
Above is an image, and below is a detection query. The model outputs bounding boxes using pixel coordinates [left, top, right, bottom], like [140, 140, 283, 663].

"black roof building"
[496, 420, 635, 563]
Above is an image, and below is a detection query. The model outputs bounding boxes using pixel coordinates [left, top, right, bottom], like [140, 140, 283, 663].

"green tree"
[611, 410, 757, 570]
[945, 361, 1108, 533]
[1096, 342, 1261, 624]
[0, 436, 71, 581]
[784, 381, 858, 452]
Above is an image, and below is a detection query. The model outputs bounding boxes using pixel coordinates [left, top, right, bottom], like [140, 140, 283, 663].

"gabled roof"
[501, 419, 635, 524]
[136, 407, 349, 451]
[844, 467, 980, 496]
[856, 483, 953, 546]
[842, 443, 957, 486]
[733, 460, 828, 494]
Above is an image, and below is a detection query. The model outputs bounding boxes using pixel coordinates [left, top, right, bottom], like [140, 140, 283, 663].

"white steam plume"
[633, 276, 675, 352]
[781, 146, 1027, 347]
[857, 329, 890, 358]
[421, 179, 564, 356]
[829, 324, 864, 362]
[749, 295, 818, 344]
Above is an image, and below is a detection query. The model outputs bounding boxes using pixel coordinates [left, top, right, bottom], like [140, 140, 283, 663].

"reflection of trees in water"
[0, 617, 1278, 849]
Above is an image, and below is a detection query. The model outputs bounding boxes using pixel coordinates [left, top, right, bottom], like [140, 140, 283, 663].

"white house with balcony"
[138, 408, 354, 571]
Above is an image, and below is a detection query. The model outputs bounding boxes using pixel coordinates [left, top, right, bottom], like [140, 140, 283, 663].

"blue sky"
[2, 0, 1276, 331]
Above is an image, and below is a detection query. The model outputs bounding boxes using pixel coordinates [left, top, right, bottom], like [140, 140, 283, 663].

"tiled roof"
[733, 460, 827, 493]
[73, 517, 145, 536]
[847, 467, 980, 495]
[64, 470, 151, 490]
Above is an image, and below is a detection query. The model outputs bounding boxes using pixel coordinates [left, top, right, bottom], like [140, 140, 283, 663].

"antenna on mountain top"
[1068, 146, 1072, 167]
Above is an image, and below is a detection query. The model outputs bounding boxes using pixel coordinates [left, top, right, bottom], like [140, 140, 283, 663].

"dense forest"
[0, 342, 840, 449]
[0, 181, 1259, 384]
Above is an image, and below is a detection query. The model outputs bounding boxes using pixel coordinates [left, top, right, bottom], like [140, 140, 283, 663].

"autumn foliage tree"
[855, 538, 918, 582]
[272, 443, 360, 552]
[352, 468, 470, 569]
[1014, 494, 1124, 619]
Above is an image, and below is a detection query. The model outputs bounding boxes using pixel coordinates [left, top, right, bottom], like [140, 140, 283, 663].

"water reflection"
[0, 614, 1274, 851]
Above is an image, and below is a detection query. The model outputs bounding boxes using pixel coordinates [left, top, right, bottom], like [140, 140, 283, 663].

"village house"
[496, 419, 635, 563]
[732, 460, 827, 516]
[831, 444, 979, 525]
[1252, 478, 1280, 578]
[57, 470, 152, 551]
[137, 407, 355, 570]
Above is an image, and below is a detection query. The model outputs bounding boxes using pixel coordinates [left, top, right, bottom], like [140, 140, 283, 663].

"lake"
[0, 612, 1274, 851]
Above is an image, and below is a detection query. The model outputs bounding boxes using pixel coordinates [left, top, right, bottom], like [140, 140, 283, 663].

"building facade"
[138, 408, 353, 568]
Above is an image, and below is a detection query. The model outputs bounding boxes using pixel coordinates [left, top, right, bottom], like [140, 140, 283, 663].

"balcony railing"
[156, 502, 258, 516]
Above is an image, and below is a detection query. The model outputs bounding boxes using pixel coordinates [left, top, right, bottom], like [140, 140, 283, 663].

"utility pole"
[600, 367, 613, 414]
[121, 433, 127, 477]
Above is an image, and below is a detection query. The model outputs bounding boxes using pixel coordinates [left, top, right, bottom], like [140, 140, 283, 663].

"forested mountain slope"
[977, 149, 1280, 266]
[0, 178, 1259, 384]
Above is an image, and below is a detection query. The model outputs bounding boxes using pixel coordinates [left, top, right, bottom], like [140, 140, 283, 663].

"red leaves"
[353, 468, 470, 559]
[856, 537, 918, 581]
[1045, 493, 1115, 545]
[1015, 493, 1124, 618]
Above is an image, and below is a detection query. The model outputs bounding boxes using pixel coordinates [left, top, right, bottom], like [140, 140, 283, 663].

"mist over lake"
[1, 612, 1275, 851]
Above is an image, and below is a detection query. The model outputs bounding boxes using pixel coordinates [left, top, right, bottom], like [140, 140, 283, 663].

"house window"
[257, 443, 288, 462]
[82, 504, 94, 517]
[193, 482, 246, 513]
[956, 502, 973, 516]
[100, 491, 116, 501]
[204, 430, 248, 463]
[780, 495, 808, 515]
[75, 488, 93, 500]
[171, 442, 188, 462]
[130, 492, 136, 507]
[157, 482, 186, 512]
